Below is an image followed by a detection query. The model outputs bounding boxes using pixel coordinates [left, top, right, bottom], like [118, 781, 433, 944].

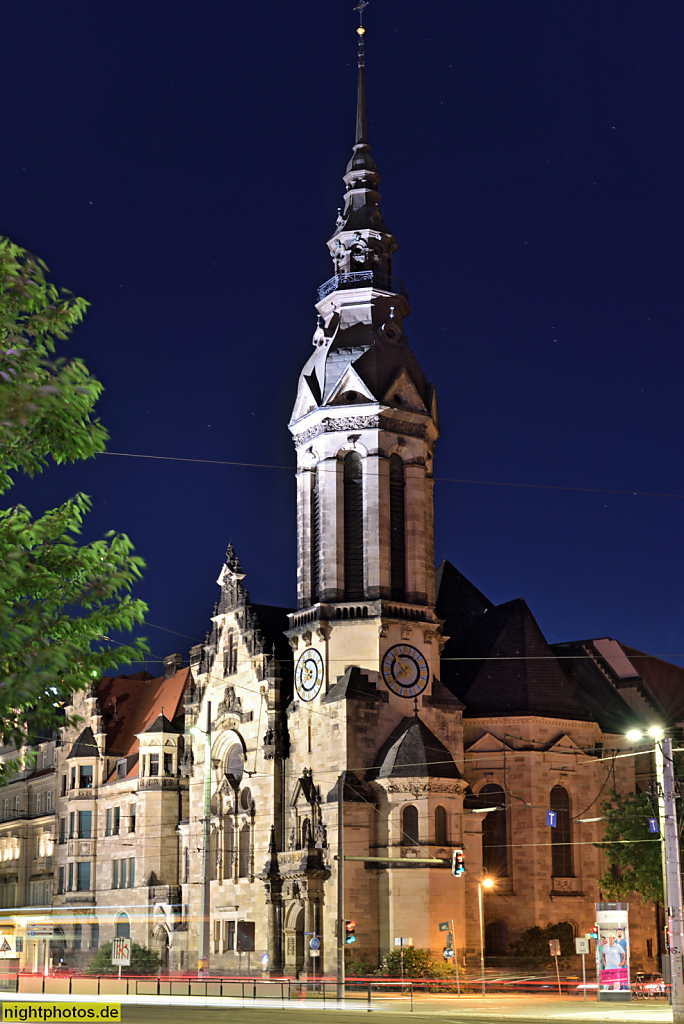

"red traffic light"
[345, 920, 356, 944]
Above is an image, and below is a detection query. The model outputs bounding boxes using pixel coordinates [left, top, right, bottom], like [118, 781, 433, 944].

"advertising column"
[595, 902, 630, 1002]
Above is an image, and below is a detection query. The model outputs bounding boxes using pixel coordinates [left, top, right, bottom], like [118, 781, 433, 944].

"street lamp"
[625, 725, 683, 1022]
[478, 874, 495, 997]
[190, 701, 212, 977]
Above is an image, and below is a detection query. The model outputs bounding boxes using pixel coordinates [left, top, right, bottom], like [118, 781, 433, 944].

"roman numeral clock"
[381, 643, 429, 699]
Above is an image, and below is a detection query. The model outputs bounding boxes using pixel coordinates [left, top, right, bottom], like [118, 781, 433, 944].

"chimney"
[164, 653, 185, 679]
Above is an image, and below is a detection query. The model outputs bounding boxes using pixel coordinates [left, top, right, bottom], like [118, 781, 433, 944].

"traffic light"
[589, 925, 599, 942]
[451, 848, 465, 876]
[345, 920, 356, 944]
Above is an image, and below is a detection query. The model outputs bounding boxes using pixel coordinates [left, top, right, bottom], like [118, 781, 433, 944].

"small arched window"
[434, 805, 448, 846]
[343, 452, 364, 600]
[550, 785, 573, 876]
[115, 913, 130, 939]
[225, 743, 244, 788]
[389, 454, 406, 600]
[479, 784, 508, 876]
[401, 804, 419, 846]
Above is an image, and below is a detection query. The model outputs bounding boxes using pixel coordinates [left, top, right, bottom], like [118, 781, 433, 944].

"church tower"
[287, 21, 442, 713]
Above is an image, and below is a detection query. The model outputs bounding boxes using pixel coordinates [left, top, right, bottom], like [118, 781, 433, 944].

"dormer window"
[116, 760, 127, 780]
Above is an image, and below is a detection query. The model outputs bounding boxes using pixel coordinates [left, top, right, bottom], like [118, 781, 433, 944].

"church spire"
[355, 8, 369, 147]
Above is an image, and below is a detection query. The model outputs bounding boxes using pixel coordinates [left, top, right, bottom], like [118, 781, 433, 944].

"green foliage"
[378, 946, 438, 978]
[0, 238, 147, 768]
[596, 790, 663, 903]
[86, 942, 161, 976]
[510, 921, 575, 959]
[345, 955, 380, 977]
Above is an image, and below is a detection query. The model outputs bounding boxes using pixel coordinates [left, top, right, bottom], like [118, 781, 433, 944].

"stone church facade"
[0, 29, 680, 978]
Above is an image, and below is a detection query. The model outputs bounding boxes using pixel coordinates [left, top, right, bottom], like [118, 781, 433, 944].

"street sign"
[111, 936, 131, 965]
[438, 921, 450, 931]
[310, 949, 320, 957]
[309, 937, 320, 950]
[649, 818, 659, 834]
[394, 937, 412, 947]
[575, 937, 590, 954]
[547, 811, 557, 828]
[27, 923, 53, 938]
[549, 939, 561, 957]
[0, 937, 16, 958]
[261, 953, 269, 968]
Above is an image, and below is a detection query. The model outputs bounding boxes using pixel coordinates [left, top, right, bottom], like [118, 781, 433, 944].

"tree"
[0, 238, 147, 769]
[596, 790, 664, 903]
[510, 921, 575, 959]
[86, 942, 161, 976]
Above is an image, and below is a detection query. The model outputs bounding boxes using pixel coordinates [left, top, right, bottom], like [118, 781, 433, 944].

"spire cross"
[354, 0, 369, 27]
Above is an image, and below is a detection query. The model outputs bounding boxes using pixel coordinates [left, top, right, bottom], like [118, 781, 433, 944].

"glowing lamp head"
[481, 876, 494, 890]
[647, 725, 664, 739]
[625, 729, 643, 742]
[190, 726, 203, 738]
[357, 25, 365, 35]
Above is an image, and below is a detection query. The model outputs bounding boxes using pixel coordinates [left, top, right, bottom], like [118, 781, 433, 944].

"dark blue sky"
[4, 1, 684, 672]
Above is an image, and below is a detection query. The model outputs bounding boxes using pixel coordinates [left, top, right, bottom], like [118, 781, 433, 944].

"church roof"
[367, 716, 461, 781]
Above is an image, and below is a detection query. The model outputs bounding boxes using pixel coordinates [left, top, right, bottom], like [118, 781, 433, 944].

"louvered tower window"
[389, 454, 406, 599]
[343, 452, 364, 599]
[311, 473, 321, 601]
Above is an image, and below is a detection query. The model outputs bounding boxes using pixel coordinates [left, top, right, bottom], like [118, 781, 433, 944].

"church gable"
[325, 363, 377, 406]
[382, 366, 428, 414]
[465, 731, 513, 755]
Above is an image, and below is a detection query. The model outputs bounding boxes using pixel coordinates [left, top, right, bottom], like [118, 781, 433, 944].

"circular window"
[344, 391, 358, 403]
[240, 787, 252, 811]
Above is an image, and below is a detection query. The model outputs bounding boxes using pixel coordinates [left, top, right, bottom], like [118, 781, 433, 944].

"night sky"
[4, 1, 684, 674]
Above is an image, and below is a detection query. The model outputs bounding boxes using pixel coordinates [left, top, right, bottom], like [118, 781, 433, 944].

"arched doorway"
[283, 903, 304, 976]
[152, 925, 169, 971]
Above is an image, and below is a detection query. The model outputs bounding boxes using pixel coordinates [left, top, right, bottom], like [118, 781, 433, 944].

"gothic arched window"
[479, 784, 508, 876]
[238, 823, 251, 878]
[225, 743, 244, 788]
[550, 785, 574, 876]
[115, 913, 130, 939]
[343, 452, 364, 599]
[434, 805, 448, 846]
[401, 804, 419, 846]
[389, 454, 406, 600]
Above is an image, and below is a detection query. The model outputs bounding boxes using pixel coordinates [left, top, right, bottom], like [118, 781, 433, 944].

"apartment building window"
[59, 818, 66, 845]
[106, 809, 112, 836]
[223, 920, 235, 952]
[46, 792, 52, 813]
[129, 804, 136, 833]
[78, 811, 92, 839]
[113, 806, 120, 835]
[70, 767, 76, 790]
[116, 760, 127, 780]
[91, 923, 99, 949]
[121, 859, 128, 888]
[128, 857, 135, 887]
[36, 793, 42, 815]
[76, 861, 91, 891]
[68, 863, 74, 891]
[112, 860, 119, 889]
[79, 765, 93, 789]
[213, 920, 220, 954]
[42, 751, 47, 769]
[14, 796, 20, 814]
[58, 867, 65, 894]
[61, 776, 67, 797]
[2, 799, 8, 819]
[69, 811, 75, 839]
[43, 880, 51, 903]
[149, 754, 159, 777]
[74, 924, 82, 950]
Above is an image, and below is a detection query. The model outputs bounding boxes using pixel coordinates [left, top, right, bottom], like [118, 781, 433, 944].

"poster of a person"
[603, 934, 626, 969]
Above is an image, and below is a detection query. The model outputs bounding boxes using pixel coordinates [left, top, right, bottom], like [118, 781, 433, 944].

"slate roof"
[367, 716, 461, 781]
[67, 726, 100, 759]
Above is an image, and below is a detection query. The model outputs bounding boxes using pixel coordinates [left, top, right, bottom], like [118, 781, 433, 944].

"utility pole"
[337, 772, 345, 1001]
[658, 736, 684, 1021]
[194, 701, 212, 976]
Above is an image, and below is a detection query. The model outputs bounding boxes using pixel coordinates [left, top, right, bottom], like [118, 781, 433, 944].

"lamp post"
[477, 874, 494, 997]
[191, 701, 212, 977]
[626, 726, 684, 1021]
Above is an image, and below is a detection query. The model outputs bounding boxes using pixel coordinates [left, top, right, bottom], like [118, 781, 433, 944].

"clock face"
[295, 648, 324, 702]
[381, 644, 429, 698]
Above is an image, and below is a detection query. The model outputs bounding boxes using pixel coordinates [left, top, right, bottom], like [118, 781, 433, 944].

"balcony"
[317, 271, 408, 302]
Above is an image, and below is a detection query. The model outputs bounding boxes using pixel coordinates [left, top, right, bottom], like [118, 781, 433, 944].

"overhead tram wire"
[99, 450, 684, 501]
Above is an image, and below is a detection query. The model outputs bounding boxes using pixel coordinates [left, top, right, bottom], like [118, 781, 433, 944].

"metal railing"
[317, 272, 408, 301]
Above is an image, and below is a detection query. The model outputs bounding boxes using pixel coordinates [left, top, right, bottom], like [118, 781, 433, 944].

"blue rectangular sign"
[547, 810, 557, 828]
[648, 818, 659, 834]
